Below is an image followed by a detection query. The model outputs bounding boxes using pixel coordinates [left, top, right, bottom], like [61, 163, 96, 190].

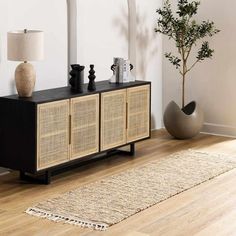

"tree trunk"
[182, 74, 185, 109]
[181, 57, 188, 109]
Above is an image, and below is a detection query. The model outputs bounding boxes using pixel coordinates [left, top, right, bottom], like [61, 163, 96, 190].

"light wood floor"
[1, 130, 236, 236]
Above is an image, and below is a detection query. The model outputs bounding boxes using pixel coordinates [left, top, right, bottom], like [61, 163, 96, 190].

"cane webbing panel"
[101, 90, 127, 151]
[37, 100, 70, 170]
[127, 85, 150, 142]
[70, 94, 99, 159]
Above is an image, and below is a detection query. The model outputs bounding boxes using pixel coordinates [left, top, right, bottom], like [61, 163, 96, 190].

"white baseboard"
[157, 124, 236, 139]
[0, 167, 10, 176]
[202, 123, 236, 138]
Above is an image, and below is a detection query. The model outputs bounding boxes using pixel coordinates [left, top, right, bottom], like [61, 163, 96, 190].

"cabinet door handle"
[126, 102, 128, 130]
[69, 114, 72, 144]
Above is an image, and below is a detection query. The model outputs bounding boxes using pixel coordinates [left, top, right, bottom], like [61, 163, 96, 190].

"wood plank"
[0, 129, 236, 236]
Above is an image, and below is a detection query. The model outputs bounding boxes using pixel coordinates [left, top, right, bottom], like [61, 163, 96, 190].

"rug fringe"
[25, 207, 108, 231]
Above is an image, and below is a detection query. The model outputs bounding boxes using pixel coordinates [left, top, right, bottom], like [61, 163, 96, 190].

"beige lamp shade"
[7, 30, 44, 61]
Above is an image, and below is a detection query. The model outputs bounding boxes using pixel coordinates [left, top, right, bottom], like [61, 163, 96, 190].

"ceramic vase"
[163, 101, 204, 139]
[69, 64, 85, 93]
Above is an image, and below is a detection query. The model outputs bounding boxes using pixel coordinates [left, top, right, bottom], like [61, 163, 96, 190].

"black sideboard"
[0, 80, 151, 184]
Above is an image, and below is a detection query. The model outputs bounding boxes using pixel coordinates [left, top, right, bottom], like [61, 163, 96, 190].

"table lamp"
[7, 29, 44, 97]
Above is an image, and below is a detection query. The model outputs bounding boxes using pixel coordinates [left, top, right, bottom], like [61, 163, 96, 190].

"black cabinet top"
[1, 80, 151, 104]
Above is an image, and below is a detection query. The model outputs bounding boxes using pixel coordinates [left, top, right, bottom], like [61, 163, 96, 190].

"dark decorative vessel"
[88, 64, 96, 91]
[69, 64, 85, 93]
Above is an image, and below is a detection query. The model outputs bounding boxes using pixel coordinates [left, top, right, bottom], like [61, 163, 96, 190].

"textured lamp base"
[15, 62, 36, 97]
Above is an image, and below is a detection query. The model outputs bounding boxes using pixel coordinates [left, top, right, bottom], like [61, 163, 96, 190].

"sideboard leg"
[130, 143, 135, 156]
[19, 170, 51, 184]
[45, 171, 51, 185]
[20, 171, 26, 180]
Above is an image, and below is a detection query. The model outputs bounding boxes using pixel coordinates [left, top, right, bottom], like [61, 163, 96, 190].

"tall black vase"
[69, 64, 85, 93]
[88, 64, 96, 91]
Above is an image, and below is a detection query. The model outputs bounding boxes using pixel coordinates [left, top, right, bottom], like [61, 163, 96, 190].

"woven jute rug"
[26, 150, 236, 230]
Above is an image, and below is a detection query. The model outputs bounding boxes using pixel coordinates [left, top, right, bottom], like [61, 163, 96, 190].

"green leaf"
[177, 0, 200, 17]
[155, 0, 219, 74]
[165, 52, 182, 69]
[197, 42, 214, 60]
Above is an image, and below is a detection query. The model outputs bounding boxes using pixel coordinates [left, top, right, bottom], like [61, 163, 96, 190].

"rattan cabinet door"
[70, 94, 99, 159]
[37, 100, 70, 170]
[101, 90, 127, 151]
[127, 85, 150, 142]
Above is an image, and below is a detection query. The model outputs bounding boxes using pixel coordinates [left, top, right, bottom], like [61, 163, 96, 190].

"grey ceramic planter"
[163, 101, 204, 139]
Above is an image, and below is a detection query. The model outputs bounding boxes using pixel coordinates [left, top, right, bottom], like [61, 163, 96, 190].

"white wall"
[0, 0, 68, 96]
[136, 0, 162, 129]
[0, 0, 162, 125]
[75, 0, 163, 129]
[76, 0, 129, 81]
[0, 1, 162, 173]
[163, 0, 236, 137]
[0, 0, 67, 172]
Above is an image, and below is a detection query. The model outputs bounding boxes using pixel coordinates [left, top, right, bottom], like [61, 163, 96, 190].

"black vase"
[69, 64, 85, 93]
[88, 64, 96, 91]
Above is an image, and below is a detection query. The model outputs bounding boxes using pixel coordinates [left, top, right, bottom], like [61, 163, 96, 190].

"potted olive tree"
[155, 0, 219, 139]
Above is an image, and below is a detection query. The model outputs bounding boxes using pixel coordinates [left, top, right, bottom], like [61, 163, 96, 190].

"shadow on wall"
[136, 8, 158, 80]
[112, 4, 158, 80]
[10, 78, 15, 94]
[112, 6, 129, 42]
[151, 114, 156, 130]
